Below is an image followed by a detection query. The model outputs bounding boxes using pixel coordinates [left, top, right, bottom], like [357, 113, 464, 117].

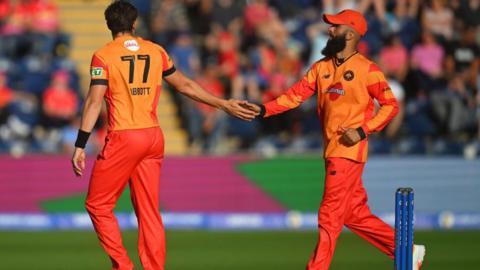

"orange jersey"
[264, 53, 398, 163]
[90, 35, 175, 131]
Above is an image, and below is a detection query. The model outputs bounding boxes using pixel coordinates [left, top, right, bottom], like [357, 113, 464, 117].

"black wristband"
[356, 127, 367, 140]
[259, 104, 266, 118]
[74, 129, 91, 149]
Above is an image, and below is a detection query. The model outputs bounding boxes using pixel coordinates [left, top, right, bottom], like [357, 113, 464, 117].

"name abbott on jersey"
[131, 87, 150, 95]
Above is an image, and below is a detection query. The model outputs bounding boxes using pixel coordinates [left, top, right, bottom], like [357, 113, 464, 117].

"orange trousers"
[86, 127, 165, 270]
[306, 157, 395, 270]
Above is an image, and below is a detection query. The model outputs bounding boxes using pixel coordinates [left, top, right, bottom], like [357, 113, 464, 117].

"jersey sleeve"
[362, 63, 399, 134]
[158, 47, 176, 77]
[90, 53, 108, 86]
[263, 63, 318, 117]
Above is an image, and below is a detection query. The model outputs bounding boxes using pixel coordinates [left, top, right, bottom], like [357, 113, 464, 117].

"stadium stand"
[0, 0, 479, 158]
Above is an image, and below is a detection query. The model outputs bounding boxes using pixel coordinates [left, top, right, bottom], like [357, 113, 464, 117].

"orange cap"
[323, 9, 368, 36]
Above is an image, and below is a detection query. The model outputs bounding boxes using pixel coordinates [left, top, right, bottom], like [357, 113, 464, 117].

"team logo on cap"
[326, 82, 345, 101]
[343, 70, 354, 81]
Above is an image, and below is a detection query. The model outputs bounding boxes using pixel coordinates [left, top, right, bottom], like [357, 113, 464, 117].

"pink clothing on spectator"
[411, 44, 444, 76]
[1, 2, 29, 34]
[380, 45, 408, 74]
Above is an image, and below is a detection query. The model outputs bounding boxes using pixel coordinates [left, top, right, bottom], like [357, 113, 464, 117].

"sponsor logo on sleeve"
[91, 67, 103, 77]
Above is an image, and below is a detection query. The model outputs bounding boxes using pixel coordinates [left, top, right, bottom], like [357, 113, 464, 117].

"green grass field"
[1, 230, 478, 269]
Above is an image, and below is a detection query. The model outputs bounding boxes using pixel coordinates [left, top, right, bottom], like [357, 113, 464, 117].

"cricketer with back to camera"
[70, 1, 257, 270]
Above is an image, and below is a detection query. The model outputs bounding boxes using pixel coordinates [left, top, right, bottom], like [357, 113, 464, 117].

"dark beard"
[321, 34, 347, 58]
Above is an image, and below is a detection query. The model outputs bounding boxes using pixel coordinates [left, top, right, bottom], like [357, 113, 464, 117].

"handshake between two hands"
[222, 99, 261, 121]
[220, 99, 363, 146]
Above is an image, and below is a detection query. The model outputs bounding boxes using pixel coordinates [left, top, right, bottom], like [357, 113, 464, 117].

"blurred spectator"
[259, 73, 294, 135]
[392, 0, 421, 50]
[35, 70, 78, 152]
[0, 90, 38, 157]
[254, 72, 303, 155]
[29, 0, 59, 34]
[41, 70, 78, 129]
[260, 14, 289, 52]
[1, 0, 28, 35]
[217, 30, 240, 80]
[184, 0, 213, 37]
[322, 0, 357, 14]
[379, 34, 409, 82]
[358, 0, 387, 22]
[243, 0, 274, 36]
[17, 55, 52, 95]
[453, 0, 480, 28]
[0, 0, 10, 27]
[410, 31, 445, 94]
[1, 0, 479, 156]
[306, 21, 329, 65]
[445, 25, 479, 90]
[212, 0, 243, 32]
[395, 0, 420, 19]
[169, 32, 200, 78]
[129, 0, 151, 19]
[1, 0, 66, 59]
[187, 62, 227, 154]
[237, 41, 277, 102]
[430, 77, 477, 136]
[268, 0, 311, 19]
[277, 42, 303, 81]
[150, 0, 189, 47]
[421, 0, 454, 43]
[0, 71, 13, 125]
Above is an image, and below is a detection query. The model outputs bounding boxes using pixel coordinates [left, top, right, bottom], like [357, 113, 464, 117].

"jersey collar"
[333, 51, 358, 67]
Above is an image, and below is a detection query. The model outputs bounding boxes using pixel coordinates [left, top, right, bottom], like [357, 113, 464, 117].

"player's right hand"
[71, 147, 86, 177]
[240, 102, 261, 114]
[222, 99, 259, 121]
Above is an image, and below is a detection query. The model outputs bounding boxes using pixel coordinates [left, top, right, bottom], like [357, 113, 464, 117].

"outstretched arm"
[243, 65, 319, 117]
[164, 70, 258, 121]
[261, 79, 317, 117]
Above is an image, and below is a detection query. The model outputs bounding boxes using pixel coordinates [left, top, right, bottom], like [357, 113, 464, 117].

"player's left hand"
[71, 147, 86, 177]
[338, 126, 361, 146]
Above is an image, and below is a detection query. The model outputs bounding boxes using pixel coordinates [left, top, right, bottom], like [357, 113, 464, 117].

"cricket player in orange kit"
[244, 9, 425, 270]
[70, 1, 257, 270]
